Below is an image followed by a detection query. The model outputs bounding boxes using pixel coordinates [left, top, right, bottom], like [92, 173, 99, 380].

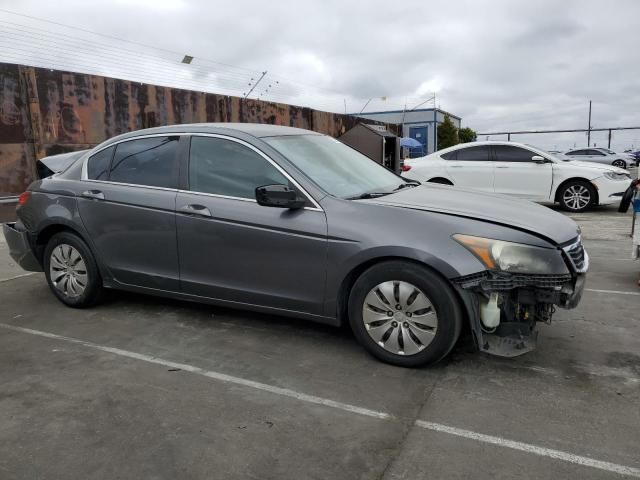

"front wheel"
[558, 180, 596, 212]
[612, 159, 627, 169]
[348, 261, 462, 367]
[44, 232, 103, 308]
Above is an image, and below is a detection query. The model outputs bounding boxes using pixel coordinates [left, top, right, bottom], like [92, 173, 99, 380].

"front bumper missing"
[454, 271, 586, 358]
[2, 222, 42, 272]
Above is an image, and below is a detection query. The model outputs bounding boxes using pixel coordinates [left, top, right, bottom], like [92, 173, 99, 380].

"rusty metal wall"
[0, 62, 397, 197]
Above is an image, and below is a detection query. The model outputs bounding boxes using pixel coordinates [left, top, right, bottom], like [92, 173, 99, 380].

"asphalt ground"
[0, 203, 638, 479]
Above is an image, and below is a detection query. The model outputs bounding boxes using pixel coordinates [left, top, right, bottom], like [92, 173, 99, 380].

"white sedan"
[564, 148, 635, 169]
[403, 141, 632, 212]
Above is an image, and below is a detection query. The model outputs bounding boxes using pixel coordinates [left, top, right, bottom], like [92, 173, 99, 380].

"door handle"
[495, 166, 509, 169]
[178, 204, 212, 217]
[81, 189, 105, 200]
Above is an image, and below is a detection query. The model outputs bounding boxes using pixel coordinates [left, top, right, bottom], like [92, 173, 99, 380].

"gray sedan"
[564, 148, 635, 169]
[3, 123, 587, 367]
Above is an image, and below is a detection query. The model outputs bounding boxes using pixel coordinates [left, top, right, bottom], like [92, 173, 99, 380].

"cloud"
[3, 0, 640, 150]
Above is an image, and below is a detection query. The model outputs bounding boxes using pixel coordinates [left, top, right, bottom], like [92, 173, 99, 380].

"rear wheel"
[348, 261, 462, 367]
[558, 180, 596, 212]
[44, 232, 103, 308]
[612, 159, 627, 169]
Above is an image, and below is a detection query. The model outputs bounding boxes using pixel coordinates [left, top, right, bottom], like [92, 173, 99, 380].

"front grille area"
[455, 271, 573, 290]
[564, 239, 588, 273]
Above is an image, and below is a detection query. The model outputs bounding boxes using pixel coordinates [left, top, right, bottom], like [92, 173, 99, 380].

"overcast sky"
[1, 0, 639, 150]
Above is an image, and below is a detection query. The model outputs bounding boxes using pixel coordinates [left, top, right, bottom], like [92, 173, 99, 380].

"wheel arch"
[335, 255, 466, 327]
[553, 177, 599, 204]
[34, 222, 87, 263]
[33, 221, 111, 283]
[427, 177, 454, 185]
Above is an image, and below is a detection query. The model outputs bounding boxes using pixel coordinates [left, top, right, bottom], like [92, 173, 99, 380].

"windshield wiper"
[346, 191, 393, 200]
[393, 181, 420, 191]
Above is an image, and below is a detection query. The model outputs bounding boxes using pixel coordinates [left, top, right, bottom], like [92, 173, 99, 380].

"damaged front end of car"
[452, 235, 588, 357]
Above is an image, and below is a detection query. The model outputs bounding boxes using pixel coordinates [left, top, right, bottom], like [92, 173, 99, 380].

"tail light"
[400, 164, 412, 172]
[18, 191, 31, 206]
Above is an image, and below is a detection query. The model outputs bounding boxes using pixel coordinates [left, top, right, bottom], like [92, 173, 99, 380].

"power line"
[0, 8, 257, 73]
[0, 23, 256, 82]
[0, 9, 365, 102]
[0, 9, 389, 113]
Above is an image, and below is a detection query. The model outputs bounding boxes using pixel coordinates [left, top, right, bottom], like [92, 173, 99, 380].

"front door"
[492, 145, 553, 200]
[409, 126, 428, 157]
[77, 135, 181, 290]
[444, 145, 494, 192]
[176, 135, 328, 315]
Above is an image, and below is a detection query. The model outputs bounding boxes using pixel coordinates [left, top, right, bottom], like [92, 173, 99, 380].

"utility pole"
[587, 100, 592, 147]
[607, 129, 612, 149]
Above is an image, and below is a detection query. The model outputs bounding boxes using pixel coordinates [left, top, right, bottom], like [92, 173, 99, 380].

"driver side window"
[189, 136, 290, 200]
[493, 145, 539, 162]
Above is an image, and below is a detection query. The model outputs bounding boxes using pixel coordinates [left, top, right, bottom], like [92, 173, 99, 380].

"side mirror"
[255, 184, 306, 209]
[531, 155, 546, 164]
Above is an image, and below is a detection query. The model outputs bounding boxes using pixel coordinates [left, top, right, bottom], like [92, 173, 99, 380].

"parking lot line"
[0, 272, 37, 283]
[415, 421, 640, 478]
[585, 288, 640, 296]
[2, 321, 640, 477]
[0, 322, 390, 420]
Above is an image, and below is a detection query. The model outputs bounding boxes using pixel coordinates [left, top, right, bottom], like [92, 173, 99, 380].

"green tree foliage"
[458, 127, 477, 143]
[437, 115, 459, 149]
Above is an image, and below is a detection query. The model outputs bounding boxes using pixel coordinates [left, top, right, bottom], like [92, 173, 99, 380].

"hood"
[363, 184, 580, 245]
[37, 150, 88, 177]
[557, 160, 627, 173]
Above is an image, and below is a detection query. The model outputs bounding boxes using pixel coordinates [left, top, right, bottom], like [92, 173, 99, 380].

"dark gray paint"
[6, 123, 582, 327]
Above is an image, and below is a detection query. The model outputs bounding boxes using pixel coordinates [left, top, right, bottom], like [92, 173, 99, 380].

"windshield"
[264, 134, 406, 199]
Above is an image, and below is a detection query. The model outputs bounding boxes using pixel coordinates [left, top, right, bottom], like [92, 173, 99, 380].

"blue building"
[356, 108, 462, 157]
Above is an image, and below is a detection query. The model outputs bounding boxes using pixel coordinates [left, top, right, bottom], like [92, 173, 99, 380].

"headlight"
[604, 172, 631, 180]
[453, 234, 569, 274]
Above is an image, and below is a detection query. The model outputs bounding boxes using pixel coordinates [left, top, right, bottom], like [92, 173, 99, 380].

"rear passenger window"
[441, 150, 457, 160]
[110, 136, 179, 188]
[189, 136, 289, 199]
[87, 146, 114, 180]
[455, 146, 491, 161]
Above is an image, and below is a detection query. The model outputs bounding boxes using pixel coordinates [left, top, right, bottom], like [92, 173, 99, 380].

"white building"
[356, 108, 462, 156]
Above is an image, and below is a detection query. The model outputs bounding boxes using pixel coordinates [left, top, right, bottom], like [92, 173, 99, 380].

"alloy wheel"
[49, 244, 88, 297]
[362, 280, 438, 355]
[562, 185, 591, 211]
[612, 160, 626, 169]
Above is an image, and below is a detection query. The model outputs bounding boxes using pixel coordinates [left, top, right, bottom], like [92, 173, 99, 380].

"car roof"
[99, 123, 321, 145]
[436, 140, 537, 153]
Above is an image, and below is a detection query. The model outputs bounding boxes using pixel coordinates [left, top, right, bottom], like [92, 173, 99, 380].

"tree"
[458, 127, 477, 143]
[437, 115, 459, 149]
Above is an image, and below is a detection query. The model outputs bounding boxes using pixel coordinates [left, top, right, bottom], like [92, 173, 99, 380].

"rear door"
[492, 145, 553, 200]
[175, 134, 328, 315]
[77, 135, 180, 290]
[443, 145, 494, 192]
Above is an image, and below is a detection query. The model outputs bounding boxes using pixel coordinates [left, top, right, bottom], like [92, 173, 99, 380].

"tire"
[618, 179, 639, 213]
[428, 178, 453, 185]
[612, 159, 627, 169]
[348, 261, 463, 367]
[43, 232, 103, 308]
[558, 180, 597, 212]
